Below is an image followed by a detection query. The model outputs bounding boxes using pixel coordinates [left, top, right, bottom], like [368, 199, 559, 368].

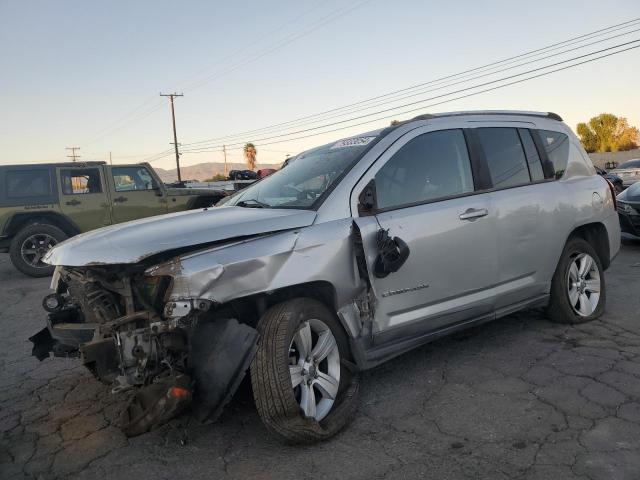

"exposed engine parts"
[30, 266, 258, 437]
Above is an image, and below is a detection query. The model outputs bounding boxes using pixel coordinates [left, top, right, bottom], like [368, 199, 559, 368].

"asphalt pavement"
[1, 242, 640, 480]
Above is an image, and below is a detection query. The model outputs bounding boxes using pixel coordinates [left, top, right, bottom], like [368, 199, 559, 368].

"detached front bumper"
[29, 310, 98, 360]
[30, 305, 259, 437]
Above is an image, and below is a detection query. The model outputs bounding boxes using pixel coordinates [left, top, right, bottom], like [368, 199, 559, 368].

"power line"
[182, 0, 373, 93]
[177, 27, 640, 152]
[178, 17, 640, 148]
[79, 2, 370, 150]
[174, 39, 640, 154]
[169, 42, 640, 159]
[141, 18, 640, 165]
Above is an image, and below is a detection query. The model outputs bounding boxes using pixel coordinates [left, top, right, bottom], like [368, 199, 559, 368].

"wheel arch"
[221, 280, 339, 326]
[211, 280, 361, 353]
[3, 212, 80, 238]
[567, 222, 611, 270]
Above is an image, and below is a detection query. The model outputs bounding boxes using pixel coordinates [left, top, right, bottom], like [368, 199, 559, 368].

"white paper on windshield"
[330, 136, 376, 149]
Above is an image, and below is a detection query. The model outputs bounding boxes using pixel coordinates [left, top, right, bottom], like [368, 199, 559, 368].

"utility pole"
[66, 147, 81, 162]
[109, 151, 112, 165]
[223, 144, 228, 177]
[160, 92, 184, 182]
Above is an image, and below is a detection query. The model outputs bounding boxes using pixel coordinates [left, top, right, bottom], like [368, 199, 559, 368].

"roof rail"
[410, 110, 563, 122]
[0, 161, 107, 168]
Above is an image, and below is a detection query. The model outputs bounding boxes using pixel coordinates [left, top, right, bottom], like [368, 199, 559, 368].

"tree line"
[577, 113, 639, 153]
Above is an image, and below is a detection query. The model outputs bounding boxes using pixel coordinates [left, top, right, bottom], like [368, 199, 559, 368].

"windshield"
[226, 133, 381, 209]
[617, 159, 640, 169]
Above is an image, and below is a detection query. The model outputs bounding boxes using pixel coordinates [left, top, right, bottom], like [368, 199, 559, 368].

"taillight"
[605, 179, 617, 211]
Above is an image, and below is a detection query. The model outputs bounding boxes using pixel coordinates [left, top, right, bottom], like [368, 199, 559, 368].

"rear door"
[353, 126, 498, 343]
[107, 165, 167, 223]
[470, 126, 559, 310]
[57, 166, 112, 231]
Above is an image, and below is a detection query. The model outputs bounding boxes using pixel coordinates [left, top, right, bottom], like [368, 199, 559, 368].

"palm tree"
[243, 143, 257, 170]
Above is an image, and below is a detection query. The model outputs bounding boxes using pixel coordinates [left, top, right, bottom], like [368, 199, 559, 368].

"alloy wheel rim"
[21, 234, 57, 268]
[566, 252, 601, 317]
[288, 319, 340, 421]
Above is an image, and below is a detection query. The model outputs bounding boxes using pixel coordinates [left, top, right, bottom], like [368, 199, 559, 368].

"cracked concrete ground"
[1, 242, 640, 480]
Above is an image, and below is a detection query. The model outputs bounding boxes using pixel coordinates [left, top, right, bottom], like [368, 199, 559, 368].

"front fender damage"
[29, 220, 363, 437]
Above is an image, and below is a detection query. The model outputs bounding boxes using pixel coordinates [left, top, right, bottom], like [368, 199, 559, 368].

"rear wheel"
[9, 223, 67, 277]
[250, 298, 359, 443]
[547, 237, 605, 324]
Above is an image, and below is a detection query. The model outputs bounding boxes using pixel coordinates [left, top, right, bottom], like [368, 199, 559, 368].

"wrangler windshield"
[227, 133, 380, 208]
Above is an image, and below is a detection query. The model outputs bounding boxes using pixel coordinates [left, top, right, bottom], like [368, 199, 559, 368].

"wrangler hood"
[45, 206, 317, 266]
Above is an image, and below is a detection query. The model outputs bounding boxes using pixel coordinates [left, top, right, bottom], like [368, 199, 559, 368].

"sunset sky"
[1, 0, 639, 170]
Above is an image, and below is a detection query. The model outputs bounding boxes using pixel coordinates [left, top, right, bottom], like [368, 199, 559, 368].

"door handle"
[65, 199, 81, 206]
[114, 196, 128, 203]
[459, 208, 488, 221]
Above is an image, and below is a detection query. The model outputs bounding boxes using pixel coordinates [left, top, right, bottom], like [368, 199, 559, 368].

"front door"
[107, 165, 167, 223]
[353, 127, 498, 343]
[57, 167, 112, 231]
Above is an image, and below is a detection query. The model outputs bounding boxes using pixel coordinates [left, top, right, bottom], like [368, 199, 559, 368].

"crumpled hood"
[44, 206, 317, 266]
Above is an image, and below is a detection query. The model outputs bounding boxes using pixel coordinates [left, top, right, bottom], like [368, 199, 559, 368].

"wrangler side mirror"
[358, 179, 377, 216]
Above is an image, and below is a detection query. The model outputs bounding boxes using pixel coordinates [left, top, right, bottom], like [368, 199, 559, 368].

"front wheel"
[250, 298, 359, 443]
[547, 237, 605, 324]
[9, 223, 67, 277]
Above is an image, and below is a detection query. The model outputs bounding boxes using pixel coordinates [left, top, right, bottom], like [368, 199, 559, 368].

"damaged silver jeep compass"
[31, 111, 621, 443]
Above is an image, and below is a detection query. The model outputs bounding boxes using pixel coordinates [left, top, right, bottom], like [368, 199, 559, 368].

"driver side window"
[112, 167, 158, 192]
[375, 129, 474, 210]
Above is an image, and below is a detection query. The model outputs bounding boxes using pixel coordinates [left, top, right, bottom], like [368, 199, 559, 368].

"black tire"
[250, 298, 359, 444]
[9, 223, 67, 277]
[547, 237, 606, 324]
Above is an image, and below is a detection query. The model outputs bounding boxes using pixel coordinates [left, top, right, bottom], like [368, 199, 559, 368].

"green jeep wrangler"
[0, 161, 227, 277]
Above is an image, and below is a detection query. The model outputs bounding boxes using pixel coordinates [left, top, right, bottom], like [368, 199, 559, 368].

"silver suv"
[31, 111, 621, 443]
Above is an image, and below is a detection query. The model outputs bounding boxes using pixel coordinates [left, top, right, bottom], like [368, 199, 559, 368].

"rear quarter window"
[539, 130, 569, 179]
[5, 169, 52, 198]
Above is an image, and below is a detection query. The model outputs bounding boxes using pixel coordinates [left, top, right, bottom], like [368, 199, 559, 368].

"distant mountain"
[154, 161, 282, 182]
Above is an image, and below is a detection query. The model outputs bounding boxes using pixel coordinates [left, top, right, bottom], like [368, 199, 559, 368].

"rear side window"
[539, 130, 569, 179]
[5, 170, 52, 198]
[476, 128, 530, 188]
[375, 129, 474, 210]
[518, 129, 545, 181]
[60, 169, 102, 195]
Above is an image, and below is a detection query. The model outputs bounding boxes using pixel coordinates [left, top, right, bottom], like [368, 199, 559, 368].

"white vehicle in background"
[611, 159, 640, 187]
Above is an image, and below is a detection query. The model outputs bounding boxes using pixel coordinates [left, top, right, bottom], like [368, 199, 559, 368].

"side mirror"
[358, 179, 377, 216]
[374, 229, 410, 278]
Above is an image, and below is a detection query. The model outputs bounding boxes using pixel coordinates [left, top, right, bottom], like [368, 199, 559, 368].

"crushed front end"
[30, 264, 258, 436]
